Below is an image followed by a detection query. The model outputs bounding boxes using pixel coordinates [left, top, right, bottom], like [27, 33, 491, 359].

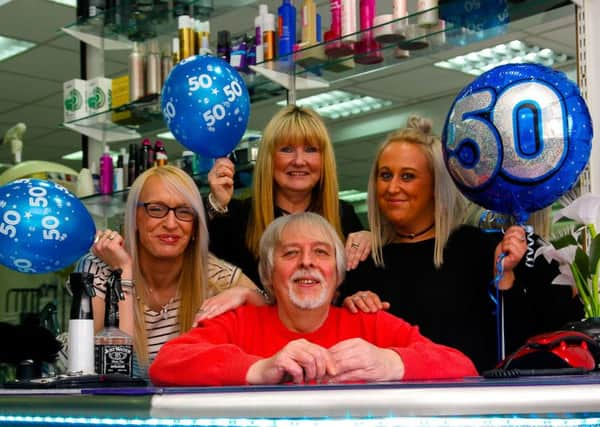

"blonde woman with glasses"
[76, 165, 265, 377]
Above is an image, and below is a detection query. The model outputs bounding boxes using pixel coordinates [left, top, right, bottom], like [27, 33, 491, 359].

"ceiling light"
[47, 0, 76, 6]
[62, 149, 119, 161]
[0, 36, 35, 62]
[339, 189, 368, 203]
[434, 40, 572, 76]
[277, 90, 392, 120]
[157, 130, 262, 142]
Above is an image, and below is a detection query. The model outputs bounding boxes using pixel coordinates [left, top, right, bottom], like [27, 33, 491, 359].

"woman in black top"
[338, 116, 583, 372]
[205, 105, 368, 287]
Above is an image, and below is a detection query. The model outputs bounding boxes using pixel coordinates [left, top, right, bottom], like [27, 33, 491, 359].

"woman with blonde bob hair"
[337, 115, 582, 373]
[77, 165, 263, 375]
[206, 105, 370, 288]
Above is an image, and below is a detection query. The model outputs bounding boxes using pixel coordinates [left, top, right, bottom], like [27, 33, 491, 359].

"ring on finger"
[351, 242, 359, 249]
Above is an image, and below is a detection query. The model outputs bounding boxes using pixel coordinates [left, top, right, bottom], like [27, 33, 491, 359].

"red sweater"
[149, 305, 477, 386]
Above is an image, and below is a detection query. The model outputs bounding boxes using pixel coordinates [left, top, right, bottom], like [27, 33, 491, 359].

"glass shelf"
[80, 162, 254, 225]
[61, 0, 566, 143]
[60, 73, 288, 143]
[263, 0, 563, 84]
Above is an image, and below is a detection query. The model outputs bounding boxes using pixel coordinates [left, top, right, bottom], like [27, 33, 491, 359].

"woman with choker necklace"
[337, 116, 583, 373]
[205, 105, 370, 288]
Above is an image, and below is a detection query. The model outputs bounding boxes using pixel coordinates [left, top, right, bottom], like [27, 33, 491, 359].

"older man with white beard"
[149, 212, 477, 386]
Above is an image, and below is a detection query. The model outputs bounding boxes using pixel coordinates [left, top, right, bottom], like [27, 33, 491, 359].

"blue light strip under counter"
[3, 415, 600, 427]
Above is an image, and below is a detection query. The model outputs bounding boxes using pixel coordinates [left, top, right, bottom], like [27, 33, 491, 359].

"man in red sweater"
[149, 212, 477, 386]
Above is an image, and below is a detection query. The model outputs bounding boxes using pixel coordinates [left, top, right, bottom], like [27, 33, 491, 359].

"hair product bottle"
[196, 20, 211, 55]
[354, 0, 382, 64]
[392, 0, 408, 37]
[154, 140, 168, 166]
[262, 13, 276, 61]
[325, 0, 353, 57]
[278, 0, 296, 59]
[67, 272, 95, 374]
[301, 0, 317, 46]
[340, 0, 357, 43]
[114, 152, 124, 192]
[127, 143, 138, 186]
[178, 15, 194, 60]
[417, 0, 439, 27]
[217, 30, 232, 63]
[140, 138, 154, 172]
[230, 36, 248, 71]
[161, 43, 173, 85]
[146, 39, 161, 97]
[246, 35, 256, 74]
[255, 4, 269, 64]
[100, 145, 114, 195]
[128, 42, 145, 102]
[172, 37, 180, 64]
[119, 146, 129, 189]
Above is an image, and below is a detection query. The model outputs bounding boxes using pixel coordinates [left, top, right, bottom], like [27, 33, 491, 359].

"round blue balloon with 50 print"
[161, 55, 251, 158]
[442, 63, 592, 223]
[0, 179, 96, 274]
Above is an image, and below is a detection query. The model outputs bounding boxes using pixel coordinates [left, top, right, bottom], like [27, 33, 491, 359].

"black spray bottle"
[67, 272, 96, 374]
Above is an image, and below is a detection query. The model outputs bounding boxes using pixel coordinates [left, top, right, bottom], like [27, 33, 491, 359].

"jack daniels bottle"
[94, 269, 134, 376]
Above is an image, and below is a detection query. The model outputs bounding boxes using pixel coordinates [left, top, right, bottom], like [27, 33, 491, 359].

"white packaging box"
[63, 78, 88, 122]
[86, 77, 113, 115]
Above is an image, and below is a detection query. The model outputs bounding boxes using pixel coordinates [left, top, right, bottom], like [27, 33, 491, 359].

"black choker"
[396, 223, 435, 239]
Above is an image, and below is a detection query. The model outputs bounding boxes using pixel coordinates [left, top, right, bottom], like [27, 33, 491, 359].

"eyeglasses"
[137, 202, 196, 222]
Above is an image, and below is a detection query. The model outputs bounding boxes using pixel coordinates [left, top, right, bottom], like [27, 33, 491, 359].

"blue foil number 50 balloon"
[442, 64, 592, 223]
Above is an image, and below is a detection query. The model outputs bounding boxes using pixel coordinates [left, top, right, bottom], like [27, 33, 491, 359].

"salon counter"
[2, 375, 600, 426]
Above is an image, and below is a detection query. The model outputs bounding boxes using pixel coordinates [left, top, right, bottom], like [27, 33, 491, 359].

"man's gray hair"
[258, 212, 346, 298]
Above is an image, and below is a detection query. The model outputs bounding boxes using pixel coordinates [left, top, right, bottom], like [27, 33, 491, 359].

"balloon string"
[489, 252, 506, 363]
[523, 224, 534, 268]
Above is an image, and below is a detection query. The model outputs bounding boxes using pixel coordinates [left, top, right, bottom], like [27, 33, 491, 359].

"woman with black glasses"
[76, 165, 265, 377]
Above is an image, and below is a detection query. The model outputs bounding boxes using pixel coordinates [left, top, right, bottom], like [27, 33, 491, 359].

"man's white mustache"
[290, 268, 325, 284]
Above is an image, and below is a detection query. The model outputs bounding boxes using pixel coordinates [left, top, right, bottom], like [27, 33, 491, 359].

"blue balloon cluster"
[0, 179, 96, 274]
[442, 63, 593, 223]
[161, 55, 251, 158]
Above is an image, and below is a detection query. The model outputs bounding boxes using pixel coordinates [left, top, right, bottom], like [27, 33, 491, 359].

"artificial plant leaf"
[589, 234, 600, 273]
[552, 233, 578, 249]
[574, 247, 590, 279]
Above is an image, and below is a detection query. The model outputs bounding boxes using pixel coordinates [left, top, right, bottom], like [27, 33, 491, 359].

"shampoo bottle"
[301, 0, 317, 46]
[278, 0, 296, 59]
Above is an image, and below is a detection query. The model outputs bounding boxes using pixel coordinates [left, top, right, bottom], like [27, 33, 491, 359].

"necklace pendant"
[161, 305, 168, 320]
